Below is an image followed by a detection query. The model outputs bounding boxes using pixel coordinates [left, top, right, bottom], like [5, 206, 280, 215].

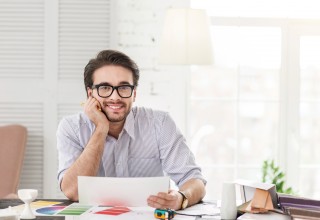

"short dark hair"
[84, 50, 140, 96]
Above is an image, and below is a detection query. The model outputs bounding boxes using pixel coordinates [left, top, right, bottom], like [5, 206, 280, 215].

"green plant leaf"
[261, 159, 295, 195]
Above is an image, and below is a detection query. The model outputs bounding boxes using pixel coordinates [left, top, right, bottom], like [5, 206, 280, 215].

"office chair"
[0, 124, 27, 199]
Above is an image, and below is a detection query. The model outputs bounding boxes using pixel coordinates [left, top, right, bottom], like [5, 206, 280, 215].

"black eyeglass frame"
[91, 84, 135, 98]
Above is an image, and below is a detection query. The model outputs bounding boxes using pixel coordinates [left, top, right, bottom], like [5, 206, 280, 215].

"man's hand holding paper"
[78, 176, 170, 207]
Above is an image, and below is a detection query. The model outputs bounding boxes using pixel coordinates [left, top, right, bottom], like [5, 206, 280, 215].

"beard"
[102, 101, 132, 123]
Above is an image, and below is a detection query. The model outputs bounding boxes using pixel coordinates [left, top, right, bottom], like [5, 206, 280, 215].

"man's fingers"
[84, 97, 101, 112]
[147, 200, 163, 209]
[147, 194, 177, 209]
[148, 195, 167, 206]
[157, 192, 176, 201]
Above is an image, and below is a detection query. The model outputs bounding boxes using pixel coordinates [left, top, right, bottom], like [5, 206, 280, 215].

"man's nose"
[109, 88, 121, 100]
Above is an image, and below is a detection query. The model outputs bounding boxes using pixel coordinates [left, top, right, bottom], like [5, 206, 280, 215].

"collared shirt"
[57, 106, 206, 187]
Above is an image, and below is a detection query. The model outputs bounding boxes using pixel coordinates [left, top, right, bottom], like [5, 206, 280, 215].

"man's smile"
[105, 102, 125, 112]
[108, 104, 122, 109]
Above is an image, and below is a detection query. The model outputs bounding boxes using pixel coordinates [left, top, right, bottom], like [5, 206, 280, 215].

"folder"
[236, 179, 277, 213]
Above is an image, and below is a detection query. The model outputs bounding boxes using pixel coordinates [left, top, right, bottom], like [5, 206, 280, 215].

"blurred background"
[1, 0, 320, 200]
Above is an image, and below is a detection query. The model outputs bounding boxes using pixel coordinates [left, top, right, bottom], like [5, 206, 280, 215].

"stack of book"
[278, 193, 320, 220]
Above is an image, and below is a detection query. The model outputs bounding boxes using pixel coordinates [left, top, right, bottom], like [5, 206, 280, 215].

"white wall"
[114, 0, 191, 135]
[0, 0, 192, 198]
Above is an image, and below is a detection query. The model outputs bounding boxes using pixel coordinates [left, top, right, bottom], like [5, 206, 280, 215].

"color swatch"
[95, 207, 131, 216]
[57, 204, 92, 215]
[32, 201, 63, 208]
[36, 206, 66, 215]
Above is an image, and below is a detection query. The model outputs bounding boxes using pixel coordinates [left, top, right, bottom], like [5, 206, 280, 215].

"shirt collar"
[123, 108, 135, 139]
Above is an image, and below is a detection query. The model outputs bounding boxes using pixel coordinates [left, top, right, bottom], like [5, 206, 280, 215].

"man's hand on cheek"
[83, 97, 109, 133]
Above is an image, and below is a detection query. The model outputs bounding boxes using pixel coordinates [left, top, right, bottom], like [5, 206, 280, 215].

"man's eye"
[100, 86, 111, 91]
[119, 86, 130, 90]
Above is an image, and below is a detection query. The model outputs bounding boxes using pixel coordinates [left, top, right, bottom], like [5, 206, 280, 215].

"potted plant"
[261, 159, 294, 194]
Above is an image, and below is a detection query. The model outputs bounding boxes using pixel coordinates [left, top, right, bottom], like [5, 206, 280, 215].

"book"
[285, 207, 320, 220]
[278, 194, 320, 219]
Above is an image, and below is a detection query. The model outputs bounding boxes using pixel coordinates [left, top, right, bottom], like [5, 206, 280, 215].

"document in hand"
[78, 176, 170, 206]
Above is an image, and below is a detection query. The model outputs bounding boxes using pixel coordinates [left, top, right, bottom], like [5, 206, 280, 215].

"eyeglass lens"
[98, 85, 133, 98]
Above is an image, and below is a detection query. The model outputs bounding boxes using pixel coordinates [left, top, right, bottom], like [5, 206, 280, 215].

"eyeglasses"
[91, 84, 135, 98]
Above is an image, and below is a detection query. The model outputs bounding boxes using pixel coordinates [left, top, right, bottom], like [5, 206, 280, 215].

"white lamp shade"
[158, 8, 213, 65]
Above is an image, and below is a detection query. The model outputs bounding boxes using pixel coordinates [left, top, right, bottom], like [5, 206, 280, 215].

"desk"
[0, 199, 71, 220]
[0, 199, 291, 220]
[0, 199, 219, 220]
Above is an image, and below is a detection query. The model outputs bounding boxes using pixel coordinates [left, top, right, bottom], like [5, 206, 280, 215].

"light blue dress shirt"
[57, 106, 206, 188]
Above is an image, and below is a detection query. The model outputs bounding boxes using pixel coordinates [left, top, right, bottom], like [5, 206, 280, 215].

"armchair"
[0, 124, 27, 198]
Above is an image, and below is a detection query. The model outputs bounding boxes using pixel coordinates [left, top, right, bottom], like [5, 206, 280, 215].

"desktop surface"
[0, 199, 71, 220]
[0, 198, 290, 220]
[2, 199, 217, 220]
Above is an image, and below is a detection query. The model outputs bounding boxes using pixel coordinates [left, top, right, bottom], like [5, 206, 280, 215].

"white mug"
[220, 182, 237, 220]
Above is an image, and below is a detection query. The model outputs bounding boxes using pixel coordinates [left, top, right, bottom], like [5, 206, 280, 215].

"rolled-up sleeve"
[157, 113, 207, 187]
[56, 117, 83, 188]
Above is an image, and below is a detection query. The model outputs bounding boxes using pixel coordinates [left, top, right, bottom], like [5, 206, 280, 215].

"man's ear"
[87, 87, 92, 97]
[133, 89, 136, 102]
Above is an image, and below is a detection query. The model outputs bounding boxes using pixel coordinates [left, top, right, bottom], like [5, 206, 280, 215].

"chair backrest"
[0, 124, 27, 198]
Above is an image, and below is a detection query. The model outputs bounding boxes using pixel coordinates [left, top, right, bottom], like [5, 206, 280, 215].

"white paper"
[176, 202, 220, 217]
[64, 206, 195, 220]
[78, 176, 169, 206]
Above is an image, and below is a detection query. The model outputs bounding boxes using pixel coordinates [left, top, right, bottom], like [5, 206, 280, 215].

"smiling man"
[56, 50, 206, 210]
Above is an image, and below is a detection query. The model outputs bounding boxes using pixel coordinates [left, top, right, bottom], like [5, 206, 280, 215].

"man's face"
[87, 65, 136, 123]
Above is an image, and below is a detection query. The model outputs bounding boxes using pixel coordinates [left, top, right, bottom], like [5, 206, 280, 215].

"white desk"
[0, 200, 219, 220]
[1, 199, 292, 220]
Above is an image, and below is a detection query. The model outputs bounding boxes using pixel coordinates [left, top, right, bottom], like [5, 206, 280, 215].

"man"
[57, 50, 206, 210]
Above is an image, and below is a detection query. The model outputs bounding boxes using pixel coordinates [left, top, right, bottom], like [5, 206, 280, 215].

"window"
[298, 35, 320, 198]
[188, 25, 281, 199]
[190, 0, 320, 199]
